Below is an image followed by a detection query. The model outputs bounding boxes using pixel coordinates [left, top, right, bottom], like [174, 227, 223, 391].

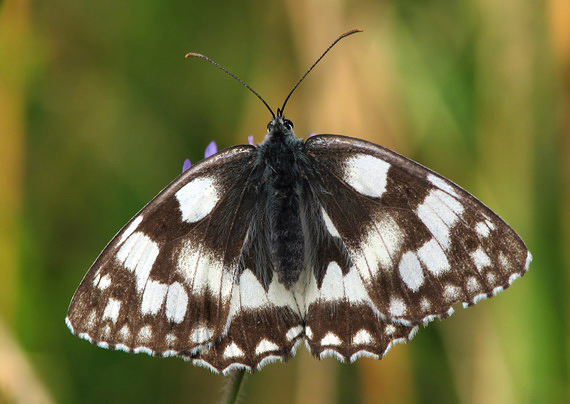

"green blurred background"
[1, 0, 568, 403]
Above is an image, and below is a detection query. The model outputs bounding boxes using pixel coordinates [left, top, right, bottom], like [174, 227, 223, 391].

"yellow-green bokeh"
[0, 0, 568, 403]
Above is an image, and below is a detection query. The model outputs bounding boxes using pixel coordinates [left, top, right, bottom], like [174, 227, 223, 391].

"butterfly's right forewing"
[302, 135, 530, 336]
[66, 145, 260, 356]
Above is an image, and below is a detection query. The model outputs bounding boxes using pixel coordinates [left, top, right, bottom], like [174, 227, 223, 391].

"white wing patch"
[266, 276, 299, 308]
[321, 332, 342, 346]
[176, 239, 233, 300]
[319, 262, 345, 300]
[137, 325, 152, 342]
[302, 262, 371, 310]
[175, 176, 220, 223]
[226, 269, 299, 323]
[343, 155, 391, 198]
[223, 342, 244, 359]
[191, 326, 213, 344]
[165, 282, 188, 323]
[119, 325, 130, 340]
[97, 275, 112, 290]
[427, 174, 460, 198]
[238, 269, 270, 309]
[140, 280, 168, 315]
[255, 339, 279, 355]
[351, 214, 404, 282]
[321, 207, 340, 238]
[389, 297, 407, 317]
[416, 189, 464, 249]
[471, 247, 492, 271]
[444, 284, 460, 300]
[466, 277, 480, 292]
[416, 239, 450, 275]
[103, 298, 121, 323]
[475, 221, 491, 237]
[118, 215, 144, 245]
[286, 326, 303, 341]
[352, 329, 374, 345]
[116, 232, 160, 291]
[398, 251, 424, 291]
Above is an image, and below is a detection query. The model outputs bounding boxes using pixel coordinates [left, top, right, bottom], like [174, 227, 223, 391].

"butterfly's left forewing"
[299, 135, 530, 359]
[66, 145, 263, 357]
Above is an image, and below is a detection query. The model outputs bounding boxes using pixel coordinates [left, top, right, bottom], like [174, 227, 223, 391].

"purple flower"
[182, 137, 256, 174]
[182, 141, 218, 173]
[204, 141, 218, 158]
[182, 159, 192, 172]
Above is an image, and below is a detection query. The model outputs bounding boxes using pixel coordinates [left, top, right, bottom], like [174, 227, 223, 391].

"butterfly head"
[266, 115, 295, 139]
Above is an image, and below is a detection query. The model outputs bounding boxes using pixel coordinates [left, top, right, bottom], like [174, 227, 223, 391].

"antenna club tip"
[185, 52, 201, 59]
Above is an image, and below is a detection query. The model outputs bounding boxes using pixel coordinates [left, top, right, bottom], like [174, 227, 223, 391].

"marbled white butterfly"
[66, 30, 531, 375]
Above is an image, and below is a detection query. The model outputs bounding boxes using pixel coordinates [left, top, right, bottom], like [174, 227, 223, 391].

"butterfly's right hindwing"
[66, 145, 260, 357]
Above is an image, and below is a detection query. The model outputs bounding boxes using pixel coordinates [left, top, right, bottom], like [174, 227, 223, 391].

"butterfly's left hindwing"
[66, 145, 263, 357]
[299, 135, 530, 359]
[190, 301, 304, 374]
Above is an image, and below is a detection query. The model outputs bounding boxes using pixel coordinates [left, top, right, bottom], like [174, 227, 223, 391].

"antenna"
[279, 29, 362, 116]
[185, 52, 276, 119]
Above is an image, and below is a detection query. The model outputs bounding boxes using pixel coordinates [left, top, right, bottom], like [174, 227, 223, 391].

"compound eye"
[284, 119, 294, 130]
[267, 121, 273, 131]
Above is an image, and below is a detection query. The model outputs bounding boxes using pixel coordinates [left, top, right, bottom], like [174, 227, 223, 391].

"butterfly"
[66, 30, 531, 375]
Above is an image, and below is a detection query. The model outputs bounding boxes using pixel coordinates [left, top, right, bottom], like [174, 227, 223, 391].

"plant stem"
[221, 369, 246, 404]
